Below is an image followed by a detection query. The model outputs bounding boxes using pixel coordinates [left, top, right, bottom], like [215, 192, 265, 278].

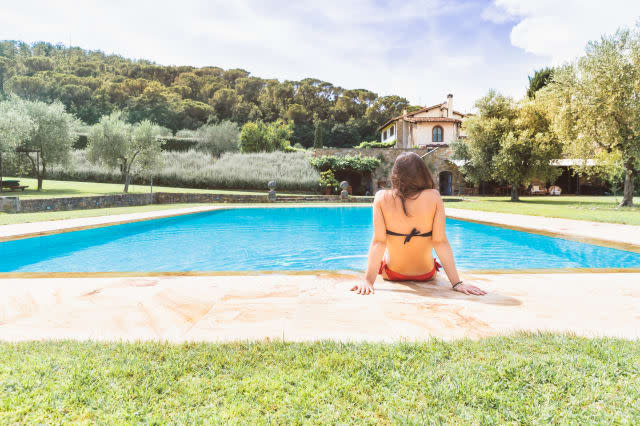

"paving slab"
[446, 207, 640, 249]
[1, 272, 639, 342]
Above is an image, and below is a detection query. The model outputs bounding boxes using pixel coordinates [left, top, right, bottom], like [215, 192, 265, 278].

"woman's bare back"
[378, 189, 439, 276]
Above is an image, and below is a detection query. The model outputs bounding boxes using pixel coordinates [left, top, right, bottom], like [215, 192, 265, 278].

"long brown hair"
[390, 152, 435, 216]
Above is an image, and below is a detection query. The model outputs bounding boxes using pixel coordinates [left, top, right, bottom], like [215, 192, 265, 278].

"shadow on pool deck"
[375, 280, 522, 306]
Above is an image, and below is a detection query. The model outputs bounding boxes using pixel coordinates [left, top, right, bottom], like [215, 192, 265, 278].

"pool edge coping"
[1, 268, 640, 279]
[444, 212, 640, 254]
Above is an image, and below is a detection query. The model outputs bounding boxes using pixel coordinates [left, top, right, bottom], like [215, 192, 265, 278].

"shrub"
[159, 137, 198, 152]
[195, 120, 240, 156]
[309, 154, 381, 195]
[355, 140, 396, 149]
[47, 149, 320, 192]
[239, 120, 293, 153]
[309, 155, 381, 173]
[319, 170, 339, 194]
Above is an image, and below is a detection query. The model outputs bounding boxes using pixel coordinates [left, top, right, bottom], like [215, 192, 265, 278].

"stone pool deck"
[1, 272, 639, 341]
[0, 204, 639, 342]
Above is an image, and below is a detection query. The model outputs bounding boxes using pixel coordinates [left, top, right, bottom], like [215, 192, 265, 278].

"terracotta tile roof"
[407, 117, 462, 123]
[377, 103, 467, 131]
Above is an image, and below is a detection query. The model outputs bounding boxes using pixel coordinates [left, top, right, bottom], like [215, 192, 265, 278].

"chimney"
[402, 108, 407, 117]
[447, 94, 453, 118]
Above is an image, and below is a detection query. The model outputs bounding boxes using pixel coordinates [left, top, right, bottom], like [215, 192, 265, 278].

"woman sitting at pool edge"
[351, 152, 486, 296]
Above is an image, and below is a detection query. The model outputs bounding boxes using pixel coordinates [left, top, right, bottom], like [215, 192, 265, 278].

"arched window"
[432, 126, 443, 142]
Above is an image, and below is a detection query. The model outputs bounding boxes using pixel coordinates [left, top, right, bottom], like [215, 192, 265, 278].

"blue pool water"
[1, 207, 639, 272]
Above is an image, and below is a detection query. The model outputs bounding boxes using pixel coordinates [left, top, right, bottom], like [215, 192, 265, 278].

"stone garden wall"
[5, 193, 152, 213]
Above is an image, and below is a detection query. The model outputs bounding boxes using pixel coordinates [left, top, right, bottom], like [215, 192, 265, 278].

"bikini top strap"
[386, 228, 433, 244]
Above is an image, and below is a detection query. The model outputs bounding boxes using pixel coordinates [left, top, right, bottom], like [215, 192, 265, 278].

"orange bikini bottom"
[379, 259, 441, 282]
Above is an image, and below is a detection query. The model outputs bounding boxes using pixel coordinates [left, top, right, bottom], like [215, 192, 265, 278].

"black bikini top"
[386, 228, 432, 244]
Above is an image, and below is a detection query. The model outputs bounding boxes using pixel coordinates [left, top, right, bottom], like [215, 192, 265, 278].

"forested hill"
[0, 40, 413, 147]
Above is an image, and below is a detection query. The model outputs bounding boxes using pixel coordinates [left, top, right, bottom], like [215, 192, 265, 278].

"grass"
[0, 334, 638, 423]
[1, 176, 282, 200]
[447, 195, 640, 226]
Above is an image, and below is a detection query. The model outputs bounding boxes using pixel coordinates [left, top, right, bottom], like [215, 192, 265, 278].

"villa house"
[377, 94, 467, 148]
[376, 94, 468, 195]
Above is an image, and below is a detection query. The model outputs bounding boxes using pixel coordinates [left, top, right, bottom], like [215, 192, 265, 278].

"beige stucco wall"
[380, 123, 397, 142]
[409, 122, 458, 147]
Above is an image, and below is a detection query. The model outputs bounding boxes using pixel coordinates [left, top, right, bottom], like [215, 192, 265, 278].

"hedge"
[355, 140, 396, 149]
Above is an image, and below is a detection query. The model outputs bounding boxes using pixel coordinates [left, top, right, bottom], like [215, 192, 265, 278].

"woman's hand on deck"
[453, 283, 486, 296]
[350, 281, 375, 295]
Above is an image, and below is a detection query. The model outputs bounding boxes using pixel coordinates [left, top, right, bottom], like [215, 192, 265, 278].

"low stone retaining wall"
[0, 192, 373, 214]
[2, 193, 152, 213]
[154, 192, 373, 204]
[154, 192, 268, 204]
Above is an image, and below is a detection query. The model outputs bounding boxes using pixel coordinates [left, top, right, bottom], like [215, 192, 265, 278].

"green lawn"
[1, 334, 638, 423]
[2, 177, 639, 226]
[446, 195, 640, 226]
[1, 177, 280, 199]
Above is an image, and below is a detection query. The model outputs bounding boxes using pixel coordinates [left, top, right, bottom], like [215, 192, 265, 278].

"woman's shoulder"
[420, 188, 441, 199]
[373, 189, 389, 204]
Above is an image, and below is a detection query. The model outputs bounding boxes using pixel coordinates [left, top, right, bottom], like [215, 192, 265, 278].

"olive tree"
[545, 28, 640, 206]
[195, 120, 240, 156]
[452, 90, 561, 201]
[88, 112, 163, 192]
[0, 96, 33, 189]
[493, 97, 562, 201]
[18, 98, 77, 190]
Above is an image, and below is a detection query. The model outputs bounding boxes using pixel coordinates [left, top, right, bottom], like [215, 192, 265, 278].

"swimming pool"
[1, 206, 639, 272]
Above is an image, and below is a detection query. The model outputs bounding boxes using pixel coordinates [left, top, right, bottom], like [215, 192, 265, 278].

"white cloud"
[4, 0, 635, 113]
[488, 0, 640, 64]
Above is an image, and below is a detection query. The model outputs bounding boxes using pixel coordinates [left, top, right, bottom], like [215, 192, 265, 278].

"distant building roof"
[377, 103, 467, 131]
[407, 117, 462, 123]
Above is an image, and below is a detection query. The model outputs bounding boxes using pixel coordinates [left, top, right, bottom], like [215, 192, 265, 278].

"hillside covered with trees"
[0, 40, 413, 147]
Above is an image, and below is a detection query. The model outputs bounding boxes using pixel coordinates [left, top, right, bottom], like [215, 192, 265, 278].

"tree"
[87, 112, 163, 192]
[195, 120, 240, 156]
[264, 119, 293, 151]
[285, 103, 308, 123]
[451, 91, 516, 189]
[493, 97, 562, 201]
[0, 96, 34, 189]
[239, 120, 292, 153]
[527, 67, 553, 98]
[18, 98, 77, 190]
[544, 28, 640, 206]
[452, 90, 561, 201]
[313, 118, 326, 148]
[210, 88, 239, 120]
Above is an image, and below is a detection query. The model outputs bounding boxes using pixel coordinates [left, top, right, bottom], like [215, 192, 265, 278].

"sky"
[1, 0, 640, 112]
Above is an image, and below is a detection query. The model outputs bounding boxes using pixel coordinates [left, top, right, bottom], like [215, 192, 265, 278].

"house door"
[439, 171, 452, 195]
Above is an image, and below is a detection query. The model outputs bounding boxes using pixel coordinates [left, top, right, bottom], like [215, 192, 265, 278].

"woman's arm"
[431, 191, 486, 296]
[351, 191, 387, 295]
